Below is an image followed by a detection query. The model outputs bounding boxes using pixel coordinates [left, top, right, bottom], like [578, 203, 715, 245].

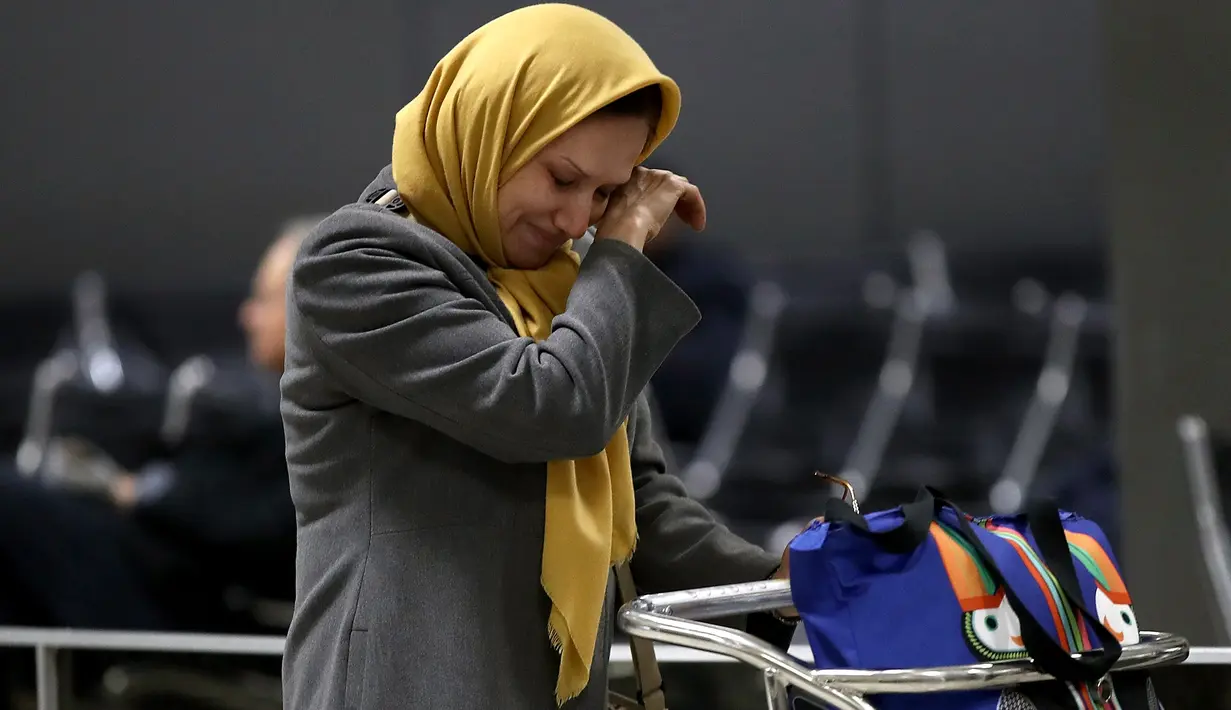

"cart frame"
[618, 579, 1190, 710]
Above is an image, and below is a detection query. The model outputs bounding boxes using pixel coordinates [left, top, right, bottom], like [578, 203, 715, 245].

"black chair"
[14, 272, 168, 482]
[835, 230, 953, 501]
[1176, 414, 1231, 641]
[103, 354, 292, 710]
[678, 279, 788, 501]
[986, 291, 1089, 514]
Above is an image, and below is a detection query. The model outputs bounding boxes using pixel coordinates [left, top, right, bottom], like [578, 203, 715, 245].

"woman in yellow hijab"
[281, 5, 794, 709]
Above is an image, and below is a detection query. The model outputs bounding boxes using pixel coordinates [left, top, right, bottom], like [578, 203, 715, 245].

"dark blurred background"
[2, 0, 1230, 708]
[0, 0, 1103, 293]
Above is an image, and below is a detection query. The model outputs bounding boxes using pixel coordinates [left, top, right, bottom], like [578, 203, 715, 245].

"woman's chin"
[508, 255, 547, 270]
[507, 242, 562, 270]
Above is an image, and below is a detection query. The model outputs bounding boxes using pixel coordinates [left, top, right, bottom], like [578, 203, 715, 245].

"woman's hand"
[771, 516, 825, 619]
[594, 168, 706, 251]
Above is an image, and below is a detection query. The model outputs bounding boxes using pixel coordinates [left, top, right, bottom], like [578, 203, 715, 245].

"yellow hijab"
[390, 4, 680, 705]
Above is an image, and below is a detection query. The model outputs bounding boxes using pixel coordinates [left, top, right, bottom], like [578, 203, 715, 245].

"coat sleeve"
[626, 392, 780, 589]
[288, 212, 700, 464]
[625, 392, 796, 648]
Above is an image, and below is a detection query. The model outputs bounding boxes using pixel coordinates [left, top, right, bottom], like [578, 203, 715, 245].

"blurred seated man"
[641, 159, 753, 446]
[0, 221, 311, 634]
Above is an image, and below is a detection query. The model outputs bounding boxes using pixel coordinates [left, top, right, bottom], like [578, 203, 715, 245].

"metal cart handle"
[618, 579, 1190, 710]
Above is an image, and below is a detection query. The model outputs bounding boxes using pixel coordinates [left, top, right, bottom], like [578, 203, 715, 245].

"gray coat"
[280, 167, 785, 710]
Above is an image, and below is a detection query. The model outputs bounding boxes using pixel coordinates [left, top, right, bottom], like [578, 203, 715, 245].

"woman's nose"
[553, 195, 592, 239]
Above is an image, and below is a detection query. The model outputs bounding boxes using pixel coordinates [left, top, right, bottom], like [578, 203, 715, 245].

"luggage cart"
[619, 579, 1189, 710]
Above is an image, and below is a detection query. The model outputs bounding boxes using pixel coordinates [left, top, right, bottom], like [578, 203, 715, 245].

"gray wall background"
[0, 0, 1103, 296]
[1108, 0, 1231, 646]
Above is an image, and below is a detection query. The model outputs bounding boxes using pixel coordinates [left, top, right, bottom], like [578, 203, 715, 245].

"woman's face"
[498, 113, 650, 269]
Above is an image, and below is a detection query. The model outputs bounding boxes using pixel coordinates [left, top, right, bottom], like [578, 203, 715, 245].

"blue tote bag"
[788, 487, 1159, 710]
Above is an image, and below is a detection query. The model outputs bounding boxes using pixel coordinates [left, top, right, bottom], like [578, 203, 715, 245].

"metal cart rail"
[619, 579, 1190, 710]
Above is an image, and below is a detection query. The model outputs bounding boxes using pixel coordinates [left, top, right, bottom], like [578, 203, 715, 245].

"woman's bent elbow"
[486, 413, 620, 463]
[537, 414, 618, 460]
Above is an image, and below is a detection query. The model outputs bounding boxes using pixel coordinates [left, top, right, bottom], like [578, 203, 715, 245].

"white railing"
[1, 625, 1229, 710]
[0, 625, 1226, 708]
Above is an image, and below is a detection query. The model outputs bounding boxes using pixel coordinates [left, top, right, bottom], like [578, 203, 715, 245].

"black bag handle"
[938, 489, 1122, 683]
[1025, 499, 1099, 624]
[823, 487, 1121, 684]
[821, 491, 933, 554]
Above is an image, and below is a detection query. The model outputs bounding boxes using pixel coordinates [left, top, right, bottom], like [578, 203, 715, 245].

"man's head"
[239, 215, 324, 372]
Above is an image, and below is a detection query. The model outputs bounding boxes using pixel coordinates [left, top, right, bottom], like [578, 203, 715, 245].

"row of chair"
[1, 233, 1114, 549]
[0, 234, 1124, 710]
[662, 232, 1110, 552]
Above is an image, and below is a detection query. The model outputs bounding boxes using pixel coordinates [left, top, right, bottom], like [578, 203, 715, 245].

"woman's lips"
[528, 224, 562, 250]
